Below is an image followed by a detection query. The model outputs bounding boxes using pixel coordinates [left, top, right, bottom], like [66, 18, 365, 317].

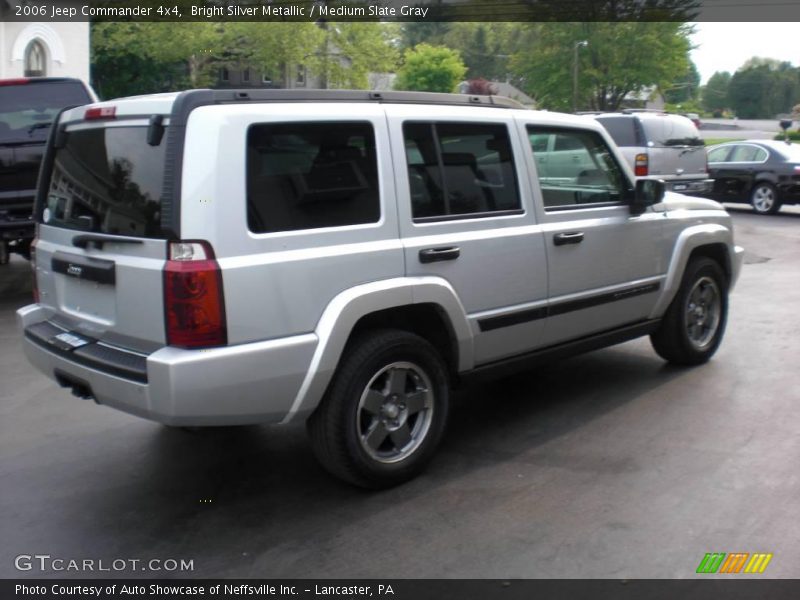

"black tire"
[307, 329, 450, 489]
[651, 257, 728, 366]
[0, 241, 9, 265]
[750, 182, 781, 215]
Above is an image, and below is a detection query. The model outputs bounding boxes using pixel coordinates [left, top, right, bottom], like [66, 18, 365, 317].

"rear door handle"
[419, 246, 461, 263]
[553, 232, 584, 246]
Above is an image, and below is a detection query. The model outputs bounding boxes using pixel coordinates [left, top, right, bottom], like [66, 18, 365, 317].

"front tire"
[650, 257, 728, 366]
[750, 182, 781, 215]
[308, 329, 450, 489]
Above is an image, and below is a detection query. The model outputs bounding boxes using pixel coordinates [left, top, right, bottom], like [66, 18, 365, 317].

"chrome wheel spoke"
[362, 389, 385, 415]
[364, 421, 389, 451]
[386, 367, 407, 396]
[390, 423, 412, 449]
[404, 390, 428, 415]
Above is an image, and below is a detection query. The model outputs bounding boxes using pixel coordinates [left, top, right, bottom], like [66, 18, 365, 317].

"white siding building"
[0, 13, 89, 82]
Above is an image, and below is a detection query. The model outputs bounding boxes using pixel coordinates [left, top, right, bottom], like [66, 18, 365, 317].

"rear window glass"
[640, 116, 703, 147]
[595, 117, 640, 147]
[0, 82, 92, 143]
[246, 122, 380, 233]
[44, 126, 166, 238]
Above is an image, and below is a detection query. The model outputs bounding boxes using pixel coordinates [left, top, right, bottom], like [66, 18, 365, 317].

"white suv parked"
[18, 90, 743, 488]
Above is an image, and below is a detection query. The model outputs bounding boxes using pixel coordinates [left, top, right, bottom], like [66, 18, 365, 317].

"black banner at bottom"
[5, 579, 800, 600]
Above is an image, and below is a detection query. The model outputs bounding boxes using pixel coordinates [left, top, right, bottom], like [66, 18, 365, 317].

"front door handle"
[419, 246, 461, 263]
[553, 232, 584, 246]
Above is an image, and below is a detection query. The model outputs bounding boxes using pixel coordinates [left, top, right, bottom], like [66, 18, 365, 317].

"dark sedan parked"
[704, 140, 800, 214]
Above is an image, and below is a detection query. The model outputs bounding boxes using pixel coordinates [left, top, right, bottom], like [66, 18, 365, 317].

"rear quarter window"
[594, 117, 640, 147]
[246, 121, 380, 234]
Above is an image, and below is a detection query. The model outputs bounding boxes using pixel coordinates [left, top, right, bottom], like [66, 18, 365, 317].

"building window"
[242, 68, 251, 83]
[24, 40, 47, 77]
[262, 73, 273, 85]
[296, 65, 306, 87]
[220, 67, 230, 82]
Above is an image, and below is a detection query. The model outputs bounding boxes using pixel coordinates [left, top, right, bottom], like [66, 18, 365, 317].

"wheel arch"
[280, 277, 473, 424]
[650, 224, 733, 319]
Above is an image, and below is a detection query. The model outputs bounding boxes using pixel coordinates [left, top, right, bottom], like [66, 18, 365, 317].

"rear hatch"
[639, 115, 707, 183]
[0, 79, 93, 225]
[34, 113, 170, 354]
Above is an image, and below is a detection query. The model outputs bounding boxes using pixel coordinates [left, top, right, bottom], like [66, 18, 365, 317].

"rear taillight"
[634, 153, 649, 177]
[30, 237, 39, 303]
[0, 78, 30, 86]
[163, 241, 226, 348]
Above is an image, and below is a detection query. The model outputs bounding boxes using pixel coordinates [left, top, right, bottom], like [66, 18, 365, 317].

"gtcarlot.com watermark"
[14, 554, 194, 573]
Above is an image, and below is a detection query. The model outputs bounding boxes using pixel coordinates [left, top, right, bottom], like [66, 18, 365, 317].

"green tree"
[311, 23, 399, 89]
[394, 44, 467, 93]
[509, 22, 692, 111]
[664, 60, 701, 103]
[727, 60, 800, 118]
[701, 71, 731, 116]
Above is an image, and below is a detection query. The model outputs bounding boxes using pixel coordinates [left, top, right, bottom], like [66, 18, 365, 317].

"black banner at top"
[1, 0, 799, 22]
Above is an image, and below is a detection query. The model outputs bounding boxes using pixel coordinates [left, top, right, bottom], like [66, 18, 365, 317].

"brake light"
[0, 78, 30, 86]
[163, 241, 226, 348]
[30, 237, 39, 303]
[84, 106, 116, 120]
[635, 153, 649, 176]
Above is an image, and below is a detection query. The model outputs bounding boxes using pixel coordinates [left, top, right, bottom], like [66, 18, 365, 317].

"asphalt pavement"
[1, 206, 798, 579]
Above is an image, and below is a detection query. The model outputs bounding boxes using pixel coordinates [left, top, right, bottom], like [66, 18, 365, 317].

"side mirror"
[631, 179, 665, 214]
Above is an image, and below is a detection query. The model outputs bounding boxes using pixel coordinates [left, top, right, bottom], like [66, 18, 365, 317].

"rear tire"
[307, 329, 450, 489]
[650, 257, 728, 366]
[750, 182, 781, 215]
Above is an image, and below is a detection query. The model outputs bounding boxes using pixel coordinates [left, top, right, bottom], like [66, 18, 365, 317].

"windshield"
[43, 125, 167, 238]
[0, 81, 92, 143]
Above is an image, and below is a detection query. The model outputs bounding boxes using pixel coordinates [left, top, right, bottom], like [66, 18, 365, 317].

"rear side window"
[246, 122, 380, 234]
[0, 81, 92, 143]
[729, 145, 767, 162]
[403, 121, 521, 220]
[595, 117, 640, 147]
[45, 126, 166, 238]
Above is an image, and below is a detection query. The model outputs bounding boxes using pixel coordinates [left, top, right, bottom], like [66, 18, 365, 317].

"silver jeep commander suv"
[18, 90, 743, 488]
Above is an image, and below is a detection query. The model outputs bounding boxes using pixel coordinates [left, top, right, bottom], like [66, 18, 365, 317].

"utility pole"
[572, 40, 588, 113]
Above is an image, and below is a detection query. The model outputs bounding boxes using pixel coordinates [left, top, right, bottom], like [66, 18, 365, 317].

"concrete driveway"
[1, 207, 798, 579]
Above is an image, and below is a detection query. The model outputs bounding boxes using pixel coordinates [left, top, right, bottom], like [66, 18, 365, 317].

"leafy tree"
[441, 23, 524, 82]
[727, 61, 800, 118]
[701, 71, 731, 116]
[394, 44, 467, 93]
[311, 23, 399, 89]
[509, 22, 692, 111]
[664, 60, 701, 103]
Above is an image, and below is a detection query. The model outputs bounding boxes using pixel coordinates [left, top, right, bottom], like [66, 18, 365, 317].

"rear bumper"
[17, 304, 317, 426]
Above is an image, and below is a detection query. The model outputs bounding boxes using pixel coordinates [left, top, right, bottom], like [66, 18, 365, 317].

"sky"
[690, 22, 800, 84]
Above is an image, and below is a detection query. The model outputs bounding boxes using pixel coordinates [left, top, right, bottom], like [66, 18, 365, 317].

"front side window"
[246, 121, 380, 233]
[527, 126, 631, 209]
[403, 121, 521, 220]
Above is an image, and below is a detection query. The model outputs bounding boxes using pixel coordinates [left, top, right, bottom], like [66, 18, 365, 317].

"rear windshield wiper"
[28, 122, 53, 135]
[72, 233, 144, 249]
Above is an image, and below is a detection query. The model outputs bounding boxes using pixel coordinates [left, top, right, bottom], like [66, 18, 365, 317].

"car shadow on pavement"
[6, 341, 692, 578]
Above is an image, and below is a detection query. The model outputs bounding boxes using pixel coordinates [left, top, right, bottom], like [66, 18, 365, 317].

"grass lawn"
[703, 138, 744, 146]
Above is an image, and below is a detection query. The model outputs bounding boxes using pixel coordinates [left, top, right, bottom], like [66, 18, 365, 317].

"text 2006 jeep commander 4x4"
[18, 90, 743, 488]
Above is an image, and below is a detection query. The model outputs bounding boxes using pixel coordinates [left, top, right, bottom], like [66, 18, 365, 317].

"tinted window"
[403, 122, 521, 219]
[45, 126, 166, 238]
[528, 126, 630, 209]
[0, 81, 92, 143]
[595, 117, 640, 147]
[707, 146, 731, 163]
[247, 122, 380, 233]
[729, 145, 767, 162]
[640, 116, 703, 147]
